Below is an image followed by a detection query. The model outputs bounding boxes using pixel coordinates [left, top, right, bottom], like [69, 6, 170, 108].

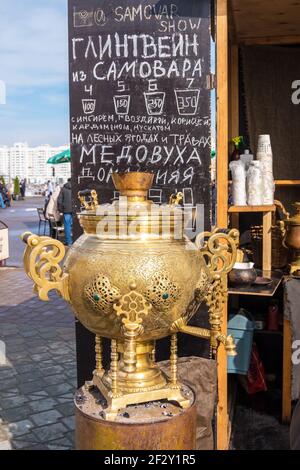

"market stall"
[216, 0, 300, 449]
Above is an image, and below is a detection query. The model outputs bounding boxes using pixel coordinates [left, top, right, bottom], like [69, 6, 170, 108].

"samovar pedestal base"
[92, 372, 191, 421]
[75, 386, 196, 450]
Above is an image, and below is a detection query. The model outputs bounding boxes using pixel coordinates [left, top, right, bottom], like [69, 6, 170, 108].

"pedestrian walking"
[46, 185, 62, 222]
[6, 181, 13, 206]
[46, 186, 63, 238]
[46, 180, 53, 197]
[1, 186, 10, 207]
[0, 181, 9, 209]
[0, 186, 5, 209]
[20, 179, 26, 198]
[57, 179, 73, 246]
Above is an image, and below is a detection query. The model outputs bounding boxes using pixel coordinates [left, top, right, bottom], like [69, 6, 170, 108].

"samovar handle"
[169, 192, 183, 205]
[195, 228, 239, 276]
[198, 228, 239, 356]
[78, 189, 99, 211]
[172, 229, 239, 358]
[21, 232, 70, 302]
[278, 220, 288, 249]
[274, 200, 290, 220]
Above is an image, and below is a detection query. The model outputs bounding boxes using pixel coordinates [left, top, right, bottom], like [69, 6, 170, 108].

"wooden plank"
[275, 180, 300, 186]
[227, 376, 238, 448]
[216, 0, 229, 451]
[229, 205, 276, 213]
[262, 211, 272, 272]
[229, 181, 300, 187]
[229, 44, 239, 140]
[217, 4, 229, 228]
[230, 213, 239, 231]
[243, 35, 300, 45]
[230, 0, 300, 44]
[282, 318, 292, 424]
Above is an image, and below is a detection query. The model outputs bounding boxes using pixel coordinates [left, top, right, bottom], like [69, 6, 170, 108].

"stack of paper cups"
[256, 135, 275, 205]
[247, 161, 264, 205]
[230, 161, 247, 206]
[257, 134, 272, 154]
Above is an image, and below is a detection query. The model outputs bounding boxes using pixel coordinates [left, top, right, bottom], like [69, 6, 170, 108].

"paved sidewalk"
[0, 268, 77, 450]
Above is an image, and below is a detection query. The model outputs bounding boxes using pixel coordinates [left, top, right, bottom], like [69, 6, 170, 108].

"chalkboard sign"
[69, 0, 213, 229]
[68, 0, 213, 385]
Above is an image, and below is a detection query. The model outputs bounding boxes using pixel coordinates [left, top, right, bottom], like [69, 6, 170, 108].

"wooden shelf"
[228, 271, 283, 297]
[254, 329, 283, 337]
[275, 180, 300, 187]
[228, 205, 276, 213]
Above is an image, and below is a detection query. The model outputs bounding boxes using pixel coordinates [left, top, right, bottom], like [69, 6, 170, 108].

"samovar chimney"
[112, 172, 154, 202]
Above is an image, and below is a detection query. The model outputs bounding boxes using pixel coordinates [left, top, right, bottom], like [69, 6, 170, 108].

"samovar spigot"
[214, 333, 237, 357]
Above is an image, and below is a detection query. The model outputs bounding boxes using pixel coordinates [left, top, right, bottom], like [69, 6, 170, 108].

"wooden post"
[216, 0, 229, 230]
[228, 43, 240, 352]
[230, 213, 239, 231]
[282, 318, 292, 424]
[229, 44, 239, 140]
[262, 211, 272, 272]
[216, 0, 229, 451]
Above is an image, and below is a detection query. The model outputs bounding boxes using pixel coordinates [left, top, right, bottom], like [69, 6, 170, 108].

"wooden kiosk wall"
[216, 0, 300, 449]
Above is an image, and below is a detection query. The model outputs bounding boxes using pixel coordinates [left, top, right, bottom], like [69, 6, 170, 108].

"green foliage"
[14, 177, 20, 196]
[0, 175, 5, 186]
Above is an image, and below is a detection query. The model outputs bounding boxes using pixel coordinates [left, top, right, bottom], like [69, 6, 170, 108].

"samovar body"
[66, 237, 206, 341]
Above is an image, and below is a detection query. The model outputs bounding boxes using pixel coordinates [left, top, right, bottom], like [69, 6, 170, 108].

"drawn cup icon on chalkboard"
[114, 95, 131, 116]
[174, 89, 200, 116]
[94, 8, 107, 27]
[74, 9, 94, 27]
[144, 92, 166, 116]
[82, 99, 96, 115]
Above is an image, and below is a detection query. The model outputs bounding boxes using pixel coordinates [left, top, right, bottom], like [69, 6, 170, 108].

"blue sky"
[0, 1, 215, 148]
[0, 0, 69, 146]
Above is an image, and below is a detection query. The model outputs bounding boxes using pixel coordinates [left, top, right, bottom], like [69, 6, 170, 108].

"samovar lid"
[112, 172, 154, 201]
[77, 172, 187, 239]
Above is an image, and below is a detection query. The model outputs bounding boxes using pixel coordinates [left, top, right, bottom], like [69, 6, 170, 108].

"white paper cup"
[257, 135, 272, 154]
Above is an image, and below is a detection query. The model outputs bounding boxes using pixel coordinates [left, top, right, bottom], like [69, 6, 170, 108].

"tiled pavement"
[0, 268, 77, 450]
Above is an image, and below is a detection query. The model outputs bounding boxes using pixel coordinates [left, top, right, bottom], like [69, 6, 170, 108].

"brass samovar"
[282, 202, 300, 275]
[22, 172, 238, 420]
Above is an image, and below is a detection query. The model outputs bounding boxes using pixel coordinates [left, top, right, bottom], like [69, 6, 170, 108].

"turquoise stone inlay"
[162, 293, 169, 300]
[93, 293, 100, 302]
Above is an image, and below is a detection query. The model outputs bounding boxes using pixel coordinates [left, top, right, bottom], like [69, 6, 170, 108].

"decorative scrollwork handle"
[113, 283, 151, 374]
[21, 232, 70, 302]
[78, 189, 99, 211]
[169, 192, 183, 205]
[196, 228, 239, 278]
[195, 228, 240, 357]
